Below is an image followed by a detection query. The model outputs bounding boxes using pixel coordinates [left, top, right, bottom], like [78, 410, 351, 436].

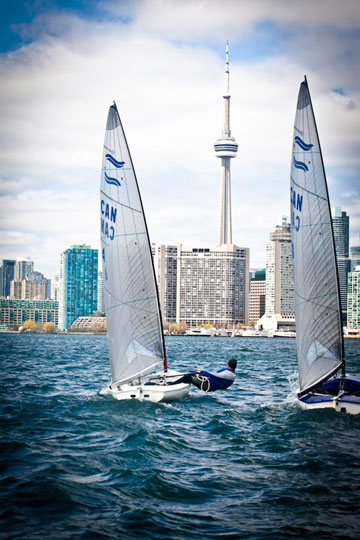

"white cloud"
[0, 0, 359, 278]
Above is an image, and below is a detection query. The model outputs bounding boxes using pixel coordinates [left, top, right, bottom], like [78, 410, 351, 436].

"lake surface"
[1, 334, 359, 539]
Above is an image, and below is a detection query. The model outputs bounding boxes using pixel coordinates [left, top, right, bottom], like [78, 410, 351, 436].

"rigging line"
[300, 220, 330, 228]
[292, 151, 320, 154]
[100, 189, 142, 213]
[102, 166, 132, 170]
[113, 232, 146, 238]
[294, 290, 338, 309]
[291, 176, 327, 201]
[104, 292, 157, 312]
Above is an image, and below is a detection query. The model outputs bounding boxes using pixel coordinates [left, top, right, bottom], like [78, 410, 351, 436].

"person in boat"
[170, 358, 237, 392]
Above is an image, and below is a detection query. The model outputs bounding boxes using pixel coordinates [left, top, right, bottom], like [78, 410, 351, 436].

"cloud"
[0, 230, 38, 246]
[0, 0, 359, 278]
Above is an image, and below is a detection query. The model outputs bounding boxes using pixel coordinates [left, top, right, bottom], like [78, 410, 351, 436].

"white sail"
[290, 79, 344, 395]
[101, 103, 165, 387]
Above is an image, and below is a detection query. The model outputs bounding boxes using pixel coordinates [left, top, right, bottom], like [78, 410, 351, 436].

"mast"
[291, 78, 345, 396]
[214, 41, 238, 246]
[101, 103, 166, 386]
[304, 78, 345, 375]
[112, 103, 168, 373]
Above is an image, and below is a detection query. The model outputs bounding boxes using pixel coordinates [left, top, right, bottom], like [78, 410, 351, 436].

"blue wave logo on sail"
[294, 136, 313, 151]
[104, 172, 121, 187]
[293, 157, 308, 172]
[106, 153, 125, 168]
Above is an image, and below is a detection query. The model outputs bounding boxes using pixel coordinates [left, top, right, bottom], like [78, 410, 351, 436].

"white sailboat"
[290, 78, 360, 414]
[100, 103, 190, 402]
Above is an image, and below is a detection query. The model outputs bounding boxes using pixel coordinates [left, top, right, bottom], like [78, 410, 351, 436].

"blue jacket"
[200, 367, 236, 391]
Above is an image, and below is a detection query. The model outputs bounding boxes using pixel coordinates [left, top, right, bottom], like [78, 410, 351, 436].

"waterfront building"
[248, 268, 266, 324]
[347, 266, 360, 328]
[153, 243, 249, 328]
[0, 259, 15, 297]
[97, 271, 104, 313]
[152, 244, 178, 323]
[331, 207, 350, 321]
[0, 298, 58, 328]
[14, 257, 34, 281]
[58, 245, 98, 330]
[69, 316, 106, 333]
[10, 271, 50, 300]
[177, 244, 249, 327]
[257, 217, 295, 332]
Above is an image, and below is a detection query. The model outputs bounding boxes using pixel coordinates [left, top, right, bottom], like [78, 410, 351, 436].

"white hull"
[298, 397, 360, 415]
[110, 370, 190, 403]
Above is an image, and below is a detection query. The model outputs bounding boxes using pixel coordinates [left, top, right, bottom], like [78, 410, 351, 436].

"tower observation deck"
[214, 41, 238, 245]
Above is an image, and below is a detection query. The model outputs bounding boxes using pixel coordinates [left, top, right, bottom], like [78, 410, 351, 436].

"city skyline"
[1, 0, 359, 280]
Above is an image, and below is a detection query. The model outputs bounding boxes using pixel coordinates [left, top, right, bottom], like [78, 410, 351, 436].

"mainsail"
[101, 103, 166, 387]
[290, 78, 344, 395]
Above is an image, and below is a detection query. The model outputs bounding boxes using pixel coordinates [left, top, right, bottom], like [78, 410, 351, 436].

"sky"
[0, 0, 359, 280]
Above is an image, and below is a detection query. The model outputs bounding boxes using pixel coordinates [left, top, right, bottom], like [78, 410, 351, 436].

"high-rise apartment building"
[58, 245, 98, 330]
[347, 266, 360, 328]
[10, 271, 50, 300]
[0, 260, 16, 297]
[177, 244, 249, 327]
[257, 218, 295, 331]
[153, 243, 249, 327]
[248, 268, 266, 324]
[331, 207, 350, 320]
[152, 244, 178, 323]
[14, 257, 34, 280]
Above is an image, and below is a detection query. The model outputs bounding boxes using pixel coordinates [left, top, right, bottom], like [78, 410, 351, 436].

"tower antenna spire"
[214, 41, 238, 246]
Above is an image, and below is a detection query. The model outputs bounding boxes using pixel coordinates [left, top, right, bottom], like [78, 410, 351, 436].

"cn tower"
[214, 41, 238, 246]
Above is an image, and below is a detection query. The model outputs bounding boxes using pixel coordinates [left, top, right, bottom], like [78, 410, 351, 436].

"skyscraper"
[214, 41, 238, 246]
[331, 207, 350, 320]
[257, 217, 295, 331]
[14, 257, 34, 280]
[58, 245, 98, 330]
[0, 259, 15, 297]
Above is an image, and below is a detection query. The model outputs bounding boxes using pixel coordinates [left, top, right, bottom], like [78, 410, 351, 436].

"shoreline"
[1, 330, 359, 339]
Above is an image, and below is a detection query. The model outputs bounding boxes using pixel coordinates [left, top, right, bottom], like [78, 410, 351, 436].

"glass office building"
[58, 245, 98, 330]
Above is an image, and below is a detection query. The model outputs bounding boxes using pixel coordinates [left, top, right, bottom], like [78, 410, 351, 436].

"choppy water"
[1, 334, 359, 539]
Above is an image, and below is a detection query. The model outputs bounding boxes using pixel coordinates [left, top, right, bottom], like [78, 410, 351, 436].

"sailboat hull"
[297, 396, 360, 415]
[297, 376, 360, 415]
[110, 370, 190, 403]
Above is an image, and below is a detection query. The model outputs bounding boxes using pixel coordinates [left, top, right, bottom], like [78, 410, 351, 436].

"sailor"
[171, 358, 237, 392]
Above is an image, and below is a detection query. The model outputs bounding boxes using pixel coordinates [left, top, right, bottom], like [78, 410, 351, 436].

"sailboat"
[100, 102, 190, 402]
[290, 78, 360, 414]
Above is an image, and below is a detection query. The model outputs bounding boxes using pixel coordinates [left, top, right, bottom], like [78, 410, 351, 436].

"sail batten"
[290, 79, 344, 395]
[101, 103, 166, 387]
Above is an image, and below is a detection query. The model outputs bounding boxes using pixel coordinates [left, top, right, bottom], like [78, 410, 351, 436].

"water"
[1, 334, 359, 539]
